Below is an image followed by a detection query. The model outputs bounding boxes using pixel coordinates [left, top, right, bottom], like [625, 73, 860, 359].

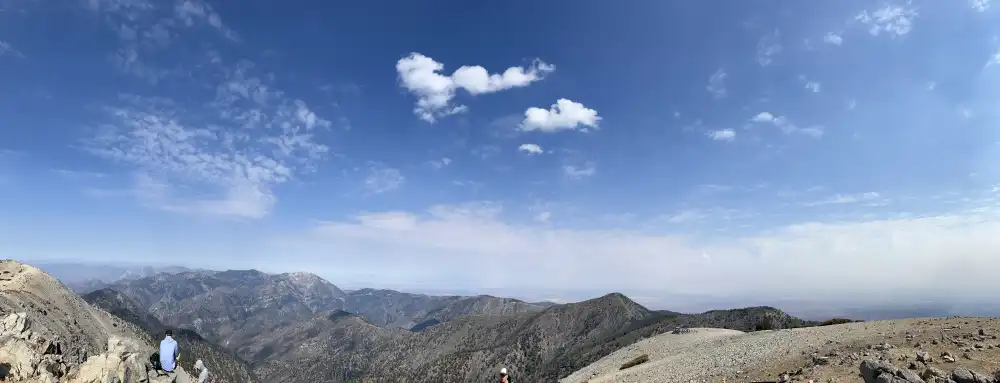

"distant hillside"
[247, 292, 816, 383]
[103, 270, 549, 358]
[543, 305, 817, 380]
[32, 261, 198, 293]
[344, 288, 548, 330]
[250, 293, 652, 382]
[82, 287, 261, 383]
[104, 269, 348, 358]
[92, 266, 817, 382]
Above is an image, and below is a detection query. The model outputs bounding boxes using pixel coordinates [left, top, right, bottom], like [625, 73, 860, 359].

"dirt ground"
[565, 318, 1000, 383]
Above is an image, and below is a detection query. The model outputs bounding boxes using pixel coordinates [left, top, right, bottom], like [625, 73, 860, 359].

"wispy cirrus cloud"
[87, 86, 331, 219]
[749, 112, 824, 138]
[855, 2, 918, 37]
[756, 29, 782, 67]
[799, 75, 821, 93]
[86, 0, 239, 84]
[82, 1, 335, 219]
[706, 68, 727, 99]
[0, 40, 24, 57]
[364, 166, 404, 194]
[563, 162, 596, 179]
[427, 157, 452, 169]
[802, 192, 885, 207]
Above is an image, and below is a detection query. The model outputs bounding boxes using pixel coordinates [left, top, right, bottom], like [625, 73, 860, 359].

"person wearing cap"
[499, 367, 509, 383]
[194, 359, 210, 383]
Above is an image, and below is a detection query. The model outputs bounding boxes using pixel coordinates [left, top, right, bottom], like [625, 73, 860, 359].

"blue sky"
[2, 0, 1000, 307]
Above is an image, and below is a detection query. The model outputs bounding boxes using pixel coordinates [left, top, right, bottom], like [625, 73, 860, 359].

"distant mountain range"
[35, 260, 986, 382]
[35, 261, 977, 321]
[54, 263, 814, 382]
[33, 261, 201, 293]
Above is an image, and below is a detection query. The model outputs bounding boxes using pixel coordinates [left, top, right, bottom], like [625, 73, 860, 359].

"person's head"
[164, 329, 173, 338]
[194, 360, 204, 371]
[500, 367, 507, 376]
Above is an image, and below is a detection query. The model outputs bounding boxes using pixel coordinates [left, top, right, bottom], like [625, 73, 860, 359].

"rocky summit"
[0, 260, 196, 382]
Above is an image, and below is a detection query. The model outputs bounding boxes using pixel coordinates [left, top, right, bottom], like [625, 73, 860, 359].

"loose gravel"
[561, 320, 924, 383]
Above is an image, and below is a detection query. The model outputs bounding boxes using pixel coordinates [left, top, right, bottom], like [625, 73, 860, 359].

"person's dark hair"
[165, 329, 173, 337]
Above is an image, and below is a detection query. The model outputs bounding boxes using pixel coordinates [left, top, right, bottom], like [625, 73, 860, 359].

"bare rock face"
[68, 336, 149, 383]
[0, 312, 196, 383]
[0, 312, 66, 382]
[860, 358, 926, 383]
[0, 261, 196, 383]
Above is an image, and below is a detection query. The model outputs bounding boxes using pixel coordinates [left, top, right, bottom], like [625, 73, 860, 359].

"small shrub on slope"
[619, 354, 649, 370]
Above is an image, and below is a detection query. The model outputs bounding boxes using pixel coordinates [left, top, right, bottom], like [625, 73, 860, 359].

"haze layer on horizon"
[3, 0, 1000, 310]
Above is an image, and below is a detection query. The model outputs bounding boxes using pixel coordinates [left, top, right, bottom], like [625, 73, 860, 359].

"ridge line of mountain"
[14, 260, 829, 382]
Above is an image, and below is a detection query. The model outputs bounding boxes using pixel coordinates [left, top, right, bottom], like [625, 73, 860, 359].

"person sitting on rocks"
[159, 330, 180, 378]
[194, 359, 210, 383]
[499, 367, 510, 383]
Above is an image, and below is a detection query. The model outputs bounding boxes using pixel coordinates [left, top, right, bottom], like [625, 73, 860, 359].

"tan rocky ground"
[564, 318, 1000, 383]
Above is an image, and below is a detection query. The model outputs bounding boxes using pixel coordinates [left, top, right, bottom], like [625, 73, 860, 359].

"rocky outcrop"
[69, 336, 197, 383]
[0, 312, 67, 382]
[860, 357, 999, 383]
[860, 358, 925, 383]
[0, 311, 194, 383]
[0, 260, 195, 383]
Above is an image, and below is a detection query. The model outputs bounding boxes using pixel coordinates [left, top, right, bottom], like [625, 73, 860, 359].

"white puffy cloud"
[985, 51, 1000, 68]
[706, 68, 727, 99]
[520, 99, 601, 132]
[751, 112, 776, 122]
[823, 32, 843, 46]
[396, 53, 555, 122]
[972, 0, 992, 12]
[709, 129, 736, 141]
[365, 166, 404, 194]
[518, 143, 544, 154]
